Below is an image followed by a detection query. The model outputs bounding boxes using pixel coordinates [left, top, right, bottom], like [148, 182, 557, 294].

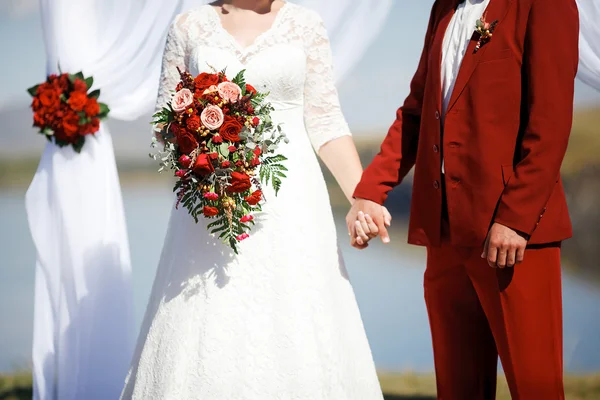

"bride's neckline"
[205, 2, 291, 54]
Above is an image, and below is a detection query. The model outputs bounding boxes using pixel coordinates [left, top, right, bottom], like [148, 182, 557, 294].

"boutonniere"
[474, 12, 498, 52]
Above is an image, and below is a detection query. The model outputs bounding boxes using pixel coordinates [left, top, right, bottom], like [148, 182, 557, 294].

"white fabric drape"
[576, 0, 600, 91]
[26, 1, 194, 399]
[27, 0, 391, 399]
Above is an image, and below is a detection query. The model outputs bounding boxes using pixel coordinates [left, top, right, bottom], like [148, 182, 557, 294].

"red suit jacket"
[354, 0, 579, 247]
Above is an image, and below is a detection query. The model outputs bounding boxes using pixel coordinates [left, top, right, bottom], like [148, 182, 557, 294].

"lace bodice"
[155, 3, 351, 151]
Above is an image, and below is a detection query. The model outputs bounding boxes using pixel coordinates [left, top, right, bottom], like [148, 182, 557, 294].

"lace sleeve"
[155, 16, 189, 114]
[303, 13, 352, 153]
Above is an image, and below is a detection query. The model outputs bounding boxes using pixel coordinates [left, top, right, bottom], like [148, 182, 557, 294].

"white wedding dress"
[121, 4, 383, 399]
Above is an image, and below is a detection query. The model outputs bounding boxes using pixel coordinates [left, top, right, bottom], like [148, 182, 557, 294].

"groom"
[348, 0, 579, 398]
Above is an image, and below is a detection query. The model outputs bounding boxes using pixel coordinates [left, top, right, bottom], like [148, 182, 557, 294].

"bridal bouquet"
[152, 68, 288, 252]
[28, 72, 109, 152]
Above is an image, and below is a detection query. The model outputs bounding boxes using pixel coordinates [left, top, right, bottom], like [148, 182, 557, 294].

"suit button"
[435, 111, 440, 120]
[433, 180, 440, 189]
[433, 144, 439, 153]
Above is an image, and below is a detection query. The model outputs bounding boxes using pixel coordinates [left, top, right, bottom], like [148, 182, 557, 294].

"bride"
[122, 1, 389, 398]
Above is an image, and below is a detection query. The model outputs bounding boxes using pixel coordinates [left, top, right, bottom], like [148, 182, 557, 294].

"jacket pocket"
[479, 48, 514, 64]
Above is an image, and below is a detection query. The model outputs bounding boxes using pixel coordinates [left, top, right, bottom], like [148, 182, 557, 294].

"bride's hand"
[347, 200, 392, 249]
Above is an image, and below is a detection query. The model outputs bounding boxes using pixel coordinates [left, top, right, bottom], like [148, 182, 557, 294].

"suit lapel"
[429, 2, 458, 115]
[445, 0, 513, 113]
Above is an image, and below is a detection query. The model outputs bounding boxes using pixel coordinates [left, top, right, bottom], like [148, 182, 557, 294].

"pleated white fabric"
[27, 1, 195, 399]
[576, 0, 600, 91]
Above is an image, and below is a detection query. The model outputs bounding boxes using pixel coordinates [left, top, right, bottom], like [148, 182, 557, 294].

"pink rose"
[240, 215, 254, 223]
[203, 85, 219, 95]
[203, 192, 219, 201]
[201, 105, 224, 130]
[218, 81, 242, 103]
[236, 233, 250, 241]
[172, 88, 194, 113]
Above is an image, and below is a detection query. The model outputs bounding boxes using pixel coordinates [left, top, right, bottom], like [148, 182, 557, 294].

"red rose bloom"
[194, 73, 220, 92]
[221, 160, 231, 168]
[62, 111, 80, 137]
[212, 135, 223, 144]
[186, 115, 201, 132]
[228, 171, 252, 193]
[39, 88, 60, 109]
[209, 152, 219, 160]
[245, 84, 257, 95]
[90, 118, 100, 133]
[219, 116, 243, 142]
[203, 206, 220, 217]
[252, 117, 260, 127]
[175, 130, 199, 154]
[250, 157, 261, 167]
[228, 145, 237, 153]
[73, 79, 88, 93]
[83, 97, 100, 117]
[245, 190, 262, 206]
[253, 147, 261, 156]
[69, 91, 88, 112]
[33, 112, 45, 128]
[193, 153, 215, 176]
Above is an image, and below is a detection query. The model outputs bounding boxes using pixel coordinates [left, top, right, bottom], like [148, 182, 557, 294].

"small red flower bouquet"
[152, 68, 288, 253]
[27, 72, 109, 152]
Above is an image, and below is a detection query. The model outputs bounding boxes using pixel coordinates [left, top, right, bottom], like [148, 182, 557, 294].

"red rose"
[219, 116, 243, 142]
[175, 128, 199, 154]
[69, 91, 88, 112]
[62, 111, 80, 137]
[209, 152, 219, 160]
[247, 106, 254, 114]
[228, 145, 237, 153]
[38, 87, 60, 108]
[33, 112, 45, 128]
[203, 206, 220, 217]
[253, 147, 261, 156]
[212, 135, 223, 144]
[90, 118, 100, 131]
[84, 97, 100, 117]
[194, 73, 220, 92]
[73, 79, 88, 93]
[221, 160, 231, 168]
[186, 115, 201, 132]
[178, 155, 192, 168]
[245, 84, 257, 95]
[193, 153, 215, 176]
[250, 157, 261, 167]
[228, 171, 252, 193]
[252, 117, 260, 127]
[50, 74, 69, 92]
[245, 190, 262, 206]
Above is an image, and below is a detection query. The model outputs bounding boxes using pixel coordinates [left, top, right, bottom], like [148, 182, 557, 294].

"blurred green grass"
[2, 371, 600, 400]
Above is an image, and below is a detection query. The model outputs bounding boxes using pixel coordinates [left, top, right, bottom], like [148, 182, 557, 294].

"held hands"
[482, 222, 528, 268]
[346, 198, 392, 250]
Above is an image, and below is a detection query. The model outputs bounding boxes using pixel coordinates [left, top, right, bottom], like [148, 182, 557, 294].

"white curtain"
[26, 1, 193, 399]
[576, 0, 600, 91]
[27, 0, 392, 399]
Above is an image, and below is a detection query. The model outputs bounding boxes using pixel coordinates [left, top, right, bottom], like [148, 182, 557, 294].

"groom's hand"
[482, 222, 528, 268]
[346, 199, 391, 249]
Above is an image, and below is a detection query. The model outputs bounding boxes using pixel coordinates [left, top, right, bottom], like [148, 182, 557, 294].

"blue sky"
[1, 0, 599, 132]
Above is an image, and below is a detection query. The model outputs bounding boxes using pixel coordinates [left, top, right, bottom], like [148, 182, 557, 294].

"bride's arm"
[154, 14, 190, 137]
[302, 12, 362, 204]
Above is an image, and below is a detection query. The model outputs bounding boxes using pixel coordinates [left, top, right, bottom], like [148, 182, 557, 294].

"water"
[1, 186, 599, 373]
